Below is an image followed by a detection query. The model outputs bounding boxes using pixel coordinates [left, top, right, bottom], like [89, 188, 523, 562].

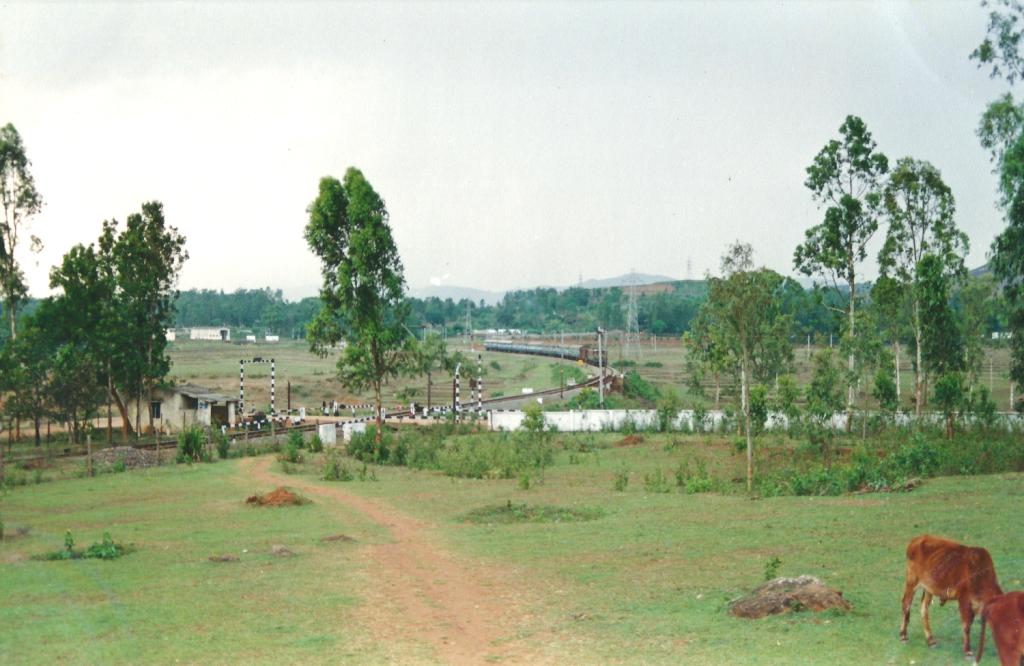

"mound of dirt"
[245, 486, 308, 507]
[728, 575, 851, 619]
[321, 534, 357, 543]
[617, 434, 644, 447]
[270, 544, 295, 557]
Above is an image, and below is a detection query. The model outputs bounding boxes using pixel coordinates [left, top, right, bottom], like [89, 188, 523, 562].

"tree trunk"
[914, 300, 923, 418]
[7, 301, 16, 342]
[427, 370, 432, 410]
[86, 432, 93, 477]
[714, 373, 721, 410]
[373, 383, 383, 444]
[109, 385, 133, 441]
[135, 381, 141, 443]
[894, 340, 901, 403]
[0, 423, 5, 484]
[847, 272, 856, 432]
[742, 359, 753, 493]
[107, 373, 113, 445]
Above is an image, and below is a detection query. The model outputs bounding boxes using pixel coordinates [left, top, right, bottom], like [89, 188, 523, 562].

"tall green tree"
[794, 115, 889, 429]
[878, 157, 968, 416]
[47, 204, 185, 440]
[698, 242, 792, 492]
[973, 0, 1024, 400]
[305, 169, 415, 440]
[0, 123, 42, 340]
[412, 333, 458, 410]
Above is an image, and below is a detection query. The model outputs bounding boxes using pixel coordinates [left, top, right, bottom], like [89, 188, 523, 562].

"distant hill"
[577, 272, 677, 290]
[407, 285, 506, 305]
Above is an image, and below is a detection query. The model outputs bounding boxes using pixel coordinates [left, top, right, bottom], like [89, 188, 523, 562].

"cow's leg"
[921, 591, 936, 647]
[958, 597, 975, 656]
[900, 574, 918, 642]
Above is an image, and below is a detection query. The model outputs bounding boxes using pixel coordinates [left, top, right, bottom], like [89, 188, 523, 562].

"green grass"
[0, 460, 391, 664]
[3, 435, 1024, 663]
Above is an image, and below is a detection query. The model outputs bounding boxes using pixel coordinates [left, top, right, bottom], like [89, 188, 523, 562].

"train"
[483, 339, 608, 367]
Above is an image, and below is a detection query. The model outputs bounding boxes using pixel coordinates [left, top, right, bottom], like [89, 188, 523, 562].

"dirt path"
[239, 457, 541, 665]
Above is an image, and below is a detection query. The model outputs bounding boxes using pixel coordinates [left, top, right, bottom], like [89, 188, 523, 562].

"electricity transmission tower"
[625, 269, 642, 359]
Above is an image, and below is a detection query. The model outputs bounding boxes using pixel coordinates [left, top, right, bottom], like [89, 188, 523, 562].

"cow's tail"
[974, 605, 988, 666]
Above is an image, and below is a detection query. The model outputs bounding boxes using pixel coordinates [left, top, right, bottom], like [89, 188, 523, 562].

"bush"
[36, 530, 132, 561]
[656, 388, 682, 432]
[613, 467, 630, 492]
[623, 370, 660, 403]
[214, 431, 231, 460]
[281, 438, 303, 464]
[643, 469, 671, 493]
[176, 427, 206, 463]
[322, 451, 353, 481]
[308, 434, 324, 453]
[287, 429, 305, 451]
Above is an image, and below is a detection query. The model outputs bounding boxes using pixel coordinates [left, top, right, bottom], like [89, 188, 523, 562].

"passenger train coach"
[482, 339, 608, 367]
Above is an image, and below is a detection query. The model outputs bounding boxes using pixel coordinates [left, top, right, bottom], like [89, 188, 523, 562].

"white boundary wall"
[489, 409, 1024, 433]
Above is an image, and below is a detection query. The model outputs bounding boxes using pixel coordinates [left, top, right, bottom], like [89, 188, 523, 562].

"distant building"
[125, 383, 238, 433]
[245, 334, 257, 342]
[265, 335, 280, 342]
[190, 327, 230, 342]
[166, 329, 176, 342]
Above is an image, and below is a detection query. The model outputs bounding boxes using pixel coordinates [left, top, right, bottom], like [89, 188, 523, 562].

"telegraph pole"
[597, 327, 605, 408]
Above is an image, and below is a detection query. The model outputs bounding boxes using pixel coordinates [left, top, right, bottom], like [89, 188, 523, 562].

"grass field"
[163, 337, 1020, 416]
[3, 432, 1023, 664]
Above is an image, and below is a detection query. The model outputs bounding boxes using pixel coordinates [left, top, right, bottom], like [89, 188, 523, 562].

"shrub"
[623, 370, 660, 403]
[613, 467, 630, 492]
[322, 451, 353, 481]
[764, 556, 782, 581]
[308, 434, 324, 453]
[111, 459, 126, 474]
[656, 387, 682, 432]
[281, 438, 303, 464]
[36, 531, 132, 561]
[643, 469, 671, 493]
[176, 426, 206, 463]
[214, 431, 231, 460]
[287, 429, 305, 451]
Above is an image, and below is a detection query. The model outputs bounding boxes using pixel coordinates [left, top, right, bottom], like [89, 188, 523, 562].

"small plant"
[64, 529, 75, 555]
[287, 429, 305, 451]
[308, 434, 324, 453]
[33, 468, 45, 483]
[613, 467, 630, 492]
[111, 459, 126, 474]
[764, 556, 782, 580]
[176, 426, 205, 463]
[518, 472, 531, 490]
[215, 431, 231, 459]
[643, 469, 671, 493]
[356, 462, 377, 482]
[321, 451, 353, 481]
[281, 438, 304, 464]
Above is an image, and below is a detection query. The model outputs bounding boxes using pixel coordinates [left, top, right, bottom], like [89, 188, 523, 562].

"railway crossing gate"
[239, 357, 276, 414]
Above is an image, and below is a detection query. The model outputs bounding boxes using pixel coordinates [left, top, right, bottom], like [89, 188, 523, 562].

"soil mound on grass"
[617, 434, 644, 447]
[245, 486, 308, 507]
[321, 534, 356, 543]
[729, 575, 851, 619]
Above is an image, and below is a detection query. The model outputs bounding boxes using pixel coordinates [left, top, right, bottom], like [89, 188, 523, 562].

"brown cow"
[899, 535, 1003, 657]
[976, 591, 1024, 666]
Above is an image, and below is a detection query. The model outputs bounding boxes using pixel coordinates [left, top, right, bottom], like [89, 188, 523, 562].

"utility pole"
[625, 269, 641, 359]
[597, 327, 605, 408]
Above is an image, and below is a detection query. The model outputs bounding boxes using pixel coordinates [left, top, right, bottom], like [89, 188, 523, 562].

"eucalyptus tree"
[305, 169, 415, 441]
[794, 115, 889, 429]
[699, 242, 792, 492]
[878, 157, 967, 416]
[973, 0, 1024, 399]
[0, 124, 42, 339]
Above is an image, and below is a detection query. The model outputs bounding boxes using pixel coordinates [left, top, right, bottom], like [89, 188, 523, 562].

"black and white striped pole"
[477, 354, 483, 413]
[239, 359, 245, 413]
[453, 362, 461, 415]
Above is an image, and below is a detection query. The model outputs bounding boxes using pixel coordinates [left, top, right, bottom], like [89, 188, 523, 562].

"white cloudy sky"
[0, 1, 1012, 300]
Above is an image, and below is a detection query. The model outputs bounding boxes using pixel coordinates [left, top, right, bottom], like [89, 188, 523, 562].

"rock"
[270, 544, 295, 557]
[209, 554, 239, 562]
[728, 575, 852, 619]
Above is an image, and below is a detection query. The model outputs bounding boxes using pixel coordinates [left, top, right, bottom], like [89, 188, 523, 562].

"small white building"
[166, 329, 177, 342]
[265, 335, 280, 342]
[245, 334, 257, 342]
[190, 327, 231, 342]
[126, 383, 238, 433]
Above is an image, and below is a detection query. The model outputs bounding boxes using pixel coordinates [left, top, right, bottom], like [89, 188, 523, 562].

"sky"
[0, 1, 1014, 300]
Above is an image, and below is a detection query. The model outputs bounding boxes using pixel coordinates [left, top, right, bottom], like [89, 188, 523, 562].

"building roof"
[171, 383, 237, 404]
